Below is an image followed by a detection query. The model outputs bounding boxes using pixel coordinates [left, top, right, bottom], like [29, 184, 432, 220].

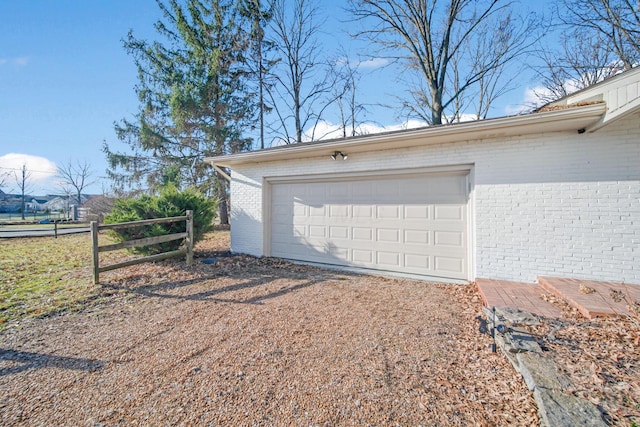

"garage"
[268, 169, 470, 280]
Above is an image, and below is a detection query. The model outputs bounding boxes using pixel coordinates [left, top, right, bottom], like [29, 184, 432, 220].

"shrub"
[104, 186, 217, 254]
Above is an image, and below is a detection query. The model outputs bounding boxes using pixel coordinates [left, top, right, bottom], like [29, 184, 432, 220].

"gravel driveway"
[0, 232, 537, 426]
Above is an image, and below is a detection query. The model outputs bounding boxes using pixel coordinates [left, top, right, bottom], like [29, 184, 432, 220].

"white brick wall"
[230, 111, 640, 283]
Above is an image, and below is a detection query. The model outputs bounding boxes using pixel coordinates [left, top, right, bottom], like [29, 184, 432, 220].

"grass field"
[0, 233, 122, 331]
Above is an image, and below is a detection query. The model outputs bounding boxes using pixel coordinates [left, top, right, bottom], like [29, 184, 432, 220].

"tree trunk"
[218, 197, 229, 225]
[215, 178, 229, 225]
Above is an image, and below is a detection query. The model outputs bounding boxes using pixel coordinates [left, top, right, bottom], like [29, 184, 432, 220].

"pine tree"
[104, 0, 254, 223]
[238, 0, 274, 149]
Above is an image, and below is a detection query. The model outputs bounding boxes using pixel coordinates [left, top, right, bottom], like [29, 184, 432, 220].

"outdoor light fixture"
[330, 151, 348, 160]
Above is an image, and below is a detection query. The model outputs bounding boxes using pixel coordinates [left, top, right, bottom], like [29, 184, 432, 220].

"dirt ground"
[0, 230, 540, 426]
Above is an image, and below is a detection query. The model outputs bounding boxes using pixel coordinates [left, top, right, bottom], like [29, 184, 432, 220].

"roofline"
[547, 65, 640, 108]
[205, 104, 606, 168]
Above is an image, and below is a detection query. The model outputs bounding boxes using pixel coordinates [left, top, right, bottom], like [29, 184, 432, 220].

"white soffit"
[205, 104, 606, 167]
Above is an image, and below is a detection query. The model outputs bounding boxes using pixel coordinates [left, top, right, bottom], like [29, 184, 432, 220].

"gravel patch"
[0, 231, 538, 426]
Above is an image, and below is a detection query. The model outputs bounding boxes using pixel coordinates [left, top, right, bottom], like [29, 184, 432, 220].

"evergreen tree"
[238, 0, 274, 149]
[104, 0, 254, 223]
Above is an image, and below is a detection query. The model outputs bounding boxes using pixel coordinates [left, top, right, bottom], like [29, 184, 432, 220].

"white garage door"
[269, 171, 469, 280]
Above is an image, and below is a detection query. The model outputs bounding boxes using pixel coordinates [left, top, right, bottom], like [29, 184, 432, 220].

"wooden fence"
[91, 210, 193, 284]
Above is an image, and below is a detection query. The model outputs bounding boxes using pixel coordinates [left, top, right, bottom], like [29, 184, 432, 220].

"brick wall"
[230, 111, 640, 283]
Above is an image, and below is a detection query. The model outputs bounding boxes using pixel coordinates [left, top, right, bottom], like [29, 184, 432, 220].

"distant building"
[0, 192, 95, 214]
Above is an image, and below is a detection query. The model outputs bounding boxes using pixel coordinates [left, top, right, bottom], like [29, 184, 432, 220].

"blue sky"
[0, 0, 546, 195]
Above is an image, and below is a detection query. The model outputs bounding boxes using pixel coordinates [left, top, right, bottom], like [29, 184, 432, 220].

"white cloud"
[0, 153, 58, 189]
[0, 57, 29, 66]
[356, 119, 428, 133]
[302, 119, 429, 142]
[504, 87, 546, 115]
[357, 57, 389, 70]
[13, 56, 29, 66]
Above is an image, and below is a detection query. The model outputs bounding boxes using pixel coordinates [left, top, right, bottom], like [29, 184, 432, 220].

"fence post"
[186, 210, 193, 266]
[91, 221, 100, 284]
[54, 222, 58, 239]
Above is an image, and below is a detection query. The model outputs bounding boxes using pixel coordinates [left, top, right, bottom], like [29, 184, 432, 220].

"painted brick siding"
[230, 111, 640, 283]
[475, 182, 640, 282]
[229, 173, 264, 257]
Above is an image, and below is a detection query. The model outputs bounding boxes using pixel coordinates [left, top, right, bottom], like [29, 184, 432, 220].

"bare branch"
[57, 160, 94, 206]
[558, 0, 640, 70]
[267, 0, 335, 142]
[13, 163, 33, 220]
[348, 0, 540, 125]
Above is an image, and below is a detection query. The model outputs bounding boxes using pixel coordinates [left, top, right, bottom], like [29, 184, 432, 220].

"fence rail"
[91, 210, 193, 284]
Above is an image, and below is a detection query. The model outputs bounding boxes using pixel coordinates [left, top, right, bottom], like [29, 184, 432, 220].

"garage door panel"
[309, 225, 326, 238]
[329, 205, 349, 217]
[435, 256, 464, 274]
[353, 206, 373, 218]
[270, 171, 469, 280]
[292, 204, 306, 216]
[271, 223, 300, 238]
[377, 206, 401, 219]
[405, 254, 430, 269]
[309, 205, 326, 216]
[377, 251, 400, 266]
[404, 205, 430, 219]
[353, 249, 373, 263]
[434, 205, 464, 220]
[353, 227, 374, 241]
[329, 226, 349, 239]
[377, 228, 400, 242]
[434, 231, 464, 247]
[404, 229, 430, 244]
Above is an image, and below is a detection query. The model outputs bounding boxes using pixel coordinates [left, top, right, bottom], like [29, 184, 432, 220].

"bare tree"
[533, 0, 639, 105]
[558, 0, 640, 71]
[14, 163, 33, 220]
[57, 160, 93, 206]
[266, 0, 334, 143]
[533, 31, 621, 104]
[329, 55, 367, 138]
[347, 0, 540, 125]
[60, 185, 74, 219]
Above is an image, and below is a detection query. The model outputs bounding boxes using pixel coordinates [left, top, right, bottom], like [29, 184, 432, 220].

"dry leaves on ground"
[1, 230, 538, 426]
[534, 294, 640, 426]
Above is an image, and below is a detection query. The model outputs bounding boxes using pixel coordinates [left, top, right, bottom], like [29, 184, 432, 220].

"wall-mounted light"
[330, 151, 348, 160]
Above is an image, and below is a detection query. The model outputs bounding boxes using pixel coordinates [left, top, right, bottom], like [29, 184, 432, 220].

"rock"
[495, 307, 541, 326]
[535, 388, 607, 427]
[483, 309, 607, 427]
[504, 327, 542, 353]
[516, 352, 572, 392]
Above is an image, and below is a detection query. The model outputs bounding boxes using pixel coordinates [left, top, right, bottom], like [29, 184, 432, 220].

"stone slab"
[517, 352, 572, 392]
[535, 388, 607, 427]
[505, 328, 542, 353]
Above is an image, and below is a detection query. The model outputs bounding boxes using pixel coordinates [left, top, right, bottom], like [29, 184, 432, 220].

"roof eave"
[205, 104, 606, 168]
